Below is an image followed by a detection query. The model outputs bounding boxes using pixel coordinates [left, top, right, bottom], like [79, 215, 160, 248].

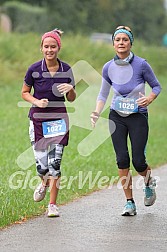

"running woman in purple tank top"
[91, 26, 161, 216]
[21, 29, 76, 217]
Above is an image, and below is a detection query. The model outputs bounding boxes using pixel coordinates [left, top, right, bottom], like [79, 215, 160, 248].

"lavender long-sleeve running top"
[97, 54, 162, 113]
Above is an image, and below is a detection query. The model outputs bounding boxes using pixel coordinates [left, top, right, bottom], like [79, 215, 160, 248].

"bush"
[2, 1, 50, 33]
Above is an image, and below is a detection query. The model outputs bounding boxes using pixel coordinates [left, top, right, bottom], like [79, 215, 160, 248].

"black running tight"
[109, 110, 149, 172]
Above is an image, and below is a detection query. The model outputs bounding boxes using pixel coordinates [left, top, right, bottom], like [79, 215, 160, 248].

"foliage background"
[0, 0, 167, 44]
[0, 32, 167, 228]
[0, 0, 167, 228]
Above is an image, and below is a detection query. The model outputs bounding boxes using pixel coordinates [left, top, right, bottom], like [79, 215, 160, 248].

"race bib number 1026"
[115, 97, 138, 114]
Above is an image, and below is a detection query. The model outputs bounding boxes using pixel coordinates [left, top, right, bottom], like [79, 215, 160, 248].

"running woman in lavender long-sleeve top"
[21, 29, 76, 217]
[91, 25, 161, 216]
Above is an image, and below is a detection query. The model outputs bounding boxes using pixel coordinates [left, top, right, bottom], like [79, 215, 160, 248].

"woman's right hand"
[90, 112, 99, 128]
[33, 98, 48, 108]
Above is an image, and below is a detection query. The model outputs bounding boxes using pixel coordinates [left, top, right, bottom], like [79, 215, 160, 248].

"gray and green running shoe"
[144, 177, 156, 206]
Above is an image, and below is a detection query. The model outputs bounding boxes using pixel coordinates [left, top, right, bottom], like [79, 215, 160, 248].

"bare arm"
[21, 83, 48, 108]
[90, 100, 105, 128]
[57, 83, 76, 102]
[136, 92, 157, 107]
[66, 87, 76, 102]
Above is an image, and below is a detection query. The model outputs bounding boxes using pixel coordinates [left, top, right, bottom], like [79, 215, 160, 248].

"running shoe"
[48, 204, 59, 217]
[122, 200, 137, 216]
[144, 177, 156, 206]
[33, 182, 48, 202]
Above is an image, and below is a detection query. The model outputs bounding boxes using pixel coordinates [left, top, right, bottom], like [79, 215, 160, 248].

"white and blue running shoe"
[122, 200, 137, 216]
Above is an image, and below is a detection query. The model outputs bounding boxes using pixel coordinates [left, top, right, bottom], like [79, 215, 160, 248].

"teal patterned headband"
[113, 29, 134, 44]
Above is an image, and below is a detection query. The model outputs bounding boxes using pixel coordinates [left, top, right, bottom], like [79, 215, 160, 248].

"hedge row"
[2, 1, 50, 33]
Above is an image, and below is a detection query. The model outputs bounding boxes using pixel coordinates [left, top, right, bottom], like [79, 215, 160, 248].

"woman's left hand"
[57, 83, 73, 95]
[136, 92, 151, 107]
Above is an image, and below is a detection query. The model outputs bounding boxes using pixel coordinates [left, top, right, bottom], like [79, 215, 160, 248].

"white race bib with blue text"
[115, 97, 138, 114]
[42, 119, 66, 138]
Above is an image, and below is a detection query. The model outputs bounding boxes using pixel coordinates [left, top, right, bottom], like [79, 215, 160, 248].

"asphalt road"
[0, 165, 167, 252]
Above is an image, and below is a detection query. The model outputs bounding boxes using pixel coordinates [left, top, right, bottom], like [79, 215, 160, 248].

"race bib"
[42, 119, 66, 138]
[115, 97, 138, 114]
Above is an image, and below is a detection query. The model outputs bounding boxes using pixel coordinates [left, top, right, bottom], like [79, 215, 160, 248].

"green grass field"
[0, 32, 167, 228]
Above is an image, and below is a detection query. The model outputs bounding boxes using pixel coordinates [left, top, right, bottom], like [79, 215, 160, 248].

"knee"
[36, 162, 49, 176]
[33, 148, 48, 177]
[132, 159, 147, 172]
[49, 159, 61, 177]
[116, 151, 130, 169]
[117, 154, 130, 169]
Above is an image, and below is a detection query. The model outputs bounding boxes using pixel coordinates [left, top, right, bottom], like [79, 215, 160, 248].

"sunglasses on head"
[115, 26, 132, 33]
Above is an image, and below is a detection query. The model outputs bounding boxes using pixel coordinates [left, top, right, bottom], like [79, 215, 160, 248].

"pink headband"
[41, 30, 62, 48]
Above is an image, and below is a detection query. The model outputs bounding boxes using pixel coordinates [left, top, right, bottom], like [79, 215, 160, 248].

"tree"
[112, 0, 166, 43]
[45, 0, 166, 43]
[0, 0, 44, 6]
[1, 0, 166, 44]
